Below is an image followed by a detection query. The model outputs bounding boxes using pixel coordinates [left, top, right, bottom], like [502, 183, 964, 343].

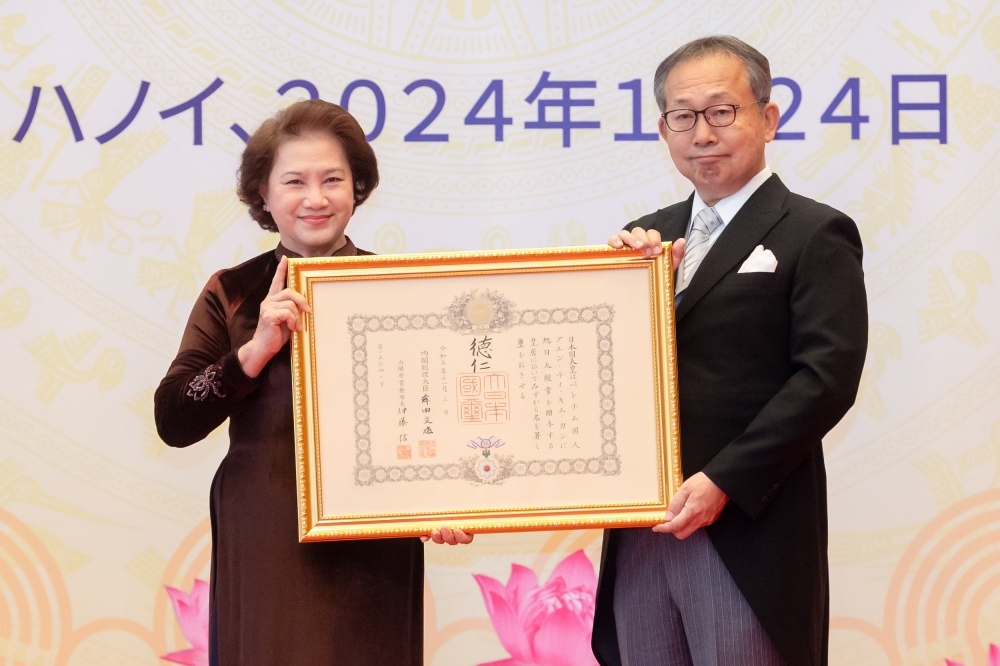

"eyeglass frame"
[659, 100, 769, 132]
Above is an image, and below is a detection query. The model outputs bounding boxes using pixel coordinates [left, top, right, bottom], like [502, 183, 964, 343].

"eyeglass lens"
[665, 105, 737, 131]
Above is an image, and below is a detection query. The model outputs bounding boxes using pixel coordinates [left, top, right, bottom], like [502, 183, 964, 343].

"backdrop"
[1, 1, 998, 664]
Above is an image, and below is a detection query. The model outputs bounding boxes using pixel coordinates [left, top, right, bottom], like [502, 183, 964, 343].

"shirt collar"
[275, 236, 358, 260]
[690, 166, 773, 227]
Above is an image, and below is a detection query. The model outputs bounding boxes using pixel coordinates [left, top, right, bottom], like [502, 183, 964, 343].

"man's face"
[659, 53, 779, 206]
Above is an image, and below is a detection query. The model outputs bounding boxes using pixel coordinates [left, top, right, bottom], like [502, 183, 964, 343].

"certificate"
[288, 244, 681, 541]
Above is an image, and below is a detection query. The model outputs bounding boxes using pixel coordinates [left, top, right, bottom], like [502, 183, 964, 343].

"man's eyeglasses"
[660, 101, 768, 132]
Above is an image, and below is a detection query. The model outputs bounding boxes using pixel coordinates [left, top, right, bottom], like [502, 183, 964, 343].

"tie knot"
[693, 207, 722, 235]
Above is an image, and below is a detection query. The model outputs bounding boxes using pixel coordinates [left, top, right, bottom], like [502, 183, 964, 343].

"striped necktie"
[676, 206, 723, 295]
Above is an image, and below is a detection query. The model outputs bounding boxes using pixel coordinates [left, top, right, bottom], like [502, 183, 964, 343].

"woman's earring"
[262, 203, 269, 212]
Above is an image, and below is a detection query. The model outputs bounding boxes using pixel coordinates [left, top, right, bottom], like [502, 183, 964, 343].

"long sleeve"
[154, 273, 259, 447]
[702, 212, 868, 519]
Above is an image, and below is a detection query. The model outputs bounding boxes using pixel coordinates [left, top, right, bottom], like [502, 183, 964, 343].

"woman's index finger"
[269, 256, 288, 296]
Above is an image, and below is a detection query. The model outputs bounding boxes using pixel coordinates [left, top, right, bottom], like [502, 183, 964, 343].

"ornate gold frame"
[288, 244, 681, 541]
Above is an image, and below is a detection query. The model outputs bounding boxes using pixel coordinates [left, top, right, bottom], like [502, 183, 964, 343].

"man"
[591, 36, 868, 666]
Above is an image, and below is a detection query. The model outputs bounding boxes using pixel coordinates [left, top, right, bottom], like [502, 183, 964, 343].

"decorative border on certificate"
[289, 243, 683, 541]
[348, 290, 619, 486]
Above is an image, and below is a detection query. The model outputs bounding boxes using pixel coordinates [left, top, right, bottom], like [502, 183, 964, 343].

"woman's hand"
[420, 527, 474, 545]
[237, 256, 311, 378]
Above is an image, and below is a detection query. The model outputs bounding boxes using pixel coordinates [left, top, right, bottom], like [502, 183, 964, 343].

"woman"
[154, 100, 470, 665]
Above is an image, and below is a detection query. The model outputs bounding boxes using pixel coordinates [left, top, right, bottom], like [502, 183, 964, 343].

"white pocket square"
[738, 245, 778, 273]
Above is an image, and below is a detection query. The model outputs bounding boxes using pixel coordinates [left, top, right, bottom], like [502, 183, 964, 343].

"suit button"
[761, 495, 770, 505]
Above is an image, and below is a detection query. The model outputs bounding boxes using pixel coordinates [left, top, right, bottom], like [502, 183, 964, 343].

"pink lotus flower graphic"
[946, 643, 1000, 666]
[162, 579, 209, 666]
[474, 550, 599, 666]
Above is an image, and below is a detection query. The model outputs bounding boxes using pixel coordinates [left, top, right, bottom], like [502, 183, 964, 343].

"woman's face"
[260, 131, 355, 258]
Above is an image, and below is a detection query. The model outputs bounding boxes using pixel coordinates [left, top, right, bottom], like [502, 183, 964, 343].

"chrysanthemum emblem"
[465, 297, 495, 326]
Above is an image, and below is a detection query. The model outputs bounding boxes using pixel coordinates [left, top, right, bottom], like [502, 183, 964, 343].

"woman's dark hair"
[237, 100, 379, 232]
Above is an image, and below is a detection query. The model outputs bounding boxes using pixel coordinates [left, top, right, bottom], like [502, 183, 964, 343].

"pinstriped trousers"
[612, 528, 786, 666]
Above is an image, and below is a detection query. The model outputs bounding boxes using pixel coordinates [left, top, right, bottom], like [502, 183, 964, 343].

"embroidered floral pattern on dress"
[187, 363, 225, 401]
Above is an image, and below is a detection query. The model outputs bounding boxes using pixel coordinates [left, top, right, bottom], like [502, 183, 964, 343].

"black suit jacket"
[592, 175, 868, 666]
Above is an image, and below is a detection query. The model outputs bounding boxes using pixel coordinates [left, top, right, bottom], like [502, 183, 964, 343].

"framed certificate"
[288, 244, 681, 541]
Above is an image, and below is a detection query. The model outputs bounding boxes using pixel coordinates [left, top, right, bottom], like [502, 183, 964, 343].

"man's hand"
[608, 227, 686, 267]
[652, 472, 728, 540]
[420, 527, 474, 545]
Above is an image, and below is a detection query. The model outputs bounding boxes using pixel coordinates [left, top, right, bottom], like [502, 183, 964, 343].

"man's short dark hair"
[653, 35, 772, 113]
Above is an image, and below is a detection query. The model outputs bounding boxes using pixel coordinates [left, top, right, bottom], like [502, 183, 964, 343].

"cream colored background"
[1, 1, 998, 664]
[311, 266, 661, 518]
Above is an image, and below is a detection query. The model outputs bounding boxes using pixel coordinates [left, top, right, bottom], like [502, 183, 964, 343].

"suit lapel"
[653, 195, 692, 244]
[675, 175, 790, 322]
